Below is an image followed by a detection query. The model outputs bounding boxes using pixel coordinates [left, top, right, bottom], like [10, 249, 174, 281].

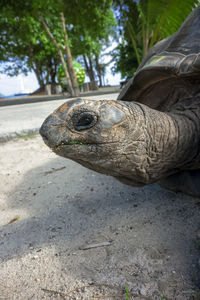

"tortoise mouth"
[52, 141, 96, 151]
[52, 140, 121, 151]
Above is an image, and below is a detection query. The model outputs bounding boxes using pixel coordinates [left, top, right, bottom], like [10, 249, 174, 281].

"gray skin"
[40, 7, 200, 197]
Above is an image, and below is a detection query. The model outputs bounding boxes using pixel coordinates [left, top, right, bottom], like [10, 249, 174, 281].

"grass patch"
[17, 132, 37, 140]
[69, 141, 82, 145]
[125, 285, 129, 300]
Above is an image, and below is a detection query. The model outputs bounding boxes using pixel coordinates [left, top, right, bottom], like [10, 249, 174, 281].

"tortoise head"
[40, 98, 146, 182]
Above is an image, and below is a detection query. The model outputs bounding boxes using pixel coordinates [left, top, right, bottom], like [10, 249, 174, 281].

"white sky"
[0, 73, 39, 96]
[0, 65, 121, 96]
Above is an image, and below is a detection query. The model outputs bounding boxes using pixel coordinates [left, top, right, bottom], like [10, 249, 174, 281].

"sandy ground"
[0, 135, 200, 300]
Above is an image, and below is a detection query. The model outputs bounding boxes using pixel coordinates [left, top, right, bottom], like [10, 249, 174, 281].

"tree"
[37, 13, 76, 96]
[0, 6, 61, 92]
[111, 42, 140, 79]
[0, 0, 115, 94]
[34, 0, 80, 96]
[38, 0, 115, 92]
[111, 0, 141, 78]
[69, 3, 116, 87]
[113, 0, 199, 76]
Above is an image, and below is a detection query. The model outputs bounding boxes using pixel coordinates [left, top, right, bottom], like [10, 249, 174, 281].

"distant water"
[1, 94, 29, 99]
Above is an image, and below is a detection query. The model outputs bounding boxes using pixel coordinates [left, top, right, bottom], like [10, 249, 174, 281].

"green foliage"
[113, 0, 199, 78]
[125, 285, 130, 300]
[111, 42, 140, 79]
[137, 0, 199, 51]
[0, 0, 115, 88]
[68, 1, 116, 59]
[1, 0, 199, 85]
[17, 133, 37, 140]
[0, 4, 59, 86]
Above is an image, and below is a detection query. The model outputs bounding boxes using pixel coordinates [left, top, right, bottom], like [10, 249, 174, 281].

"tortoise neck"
[168, 97, 200, 168]
[132, 100, 200, 183]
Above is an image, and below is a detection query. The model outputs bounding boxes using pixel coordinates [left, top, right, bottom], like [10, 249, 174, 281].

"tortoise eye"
[74, 112, 97, 131]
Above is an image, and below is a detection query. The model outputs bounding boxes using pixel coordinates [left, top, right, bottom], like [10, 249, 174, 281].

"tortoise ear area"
[100, 104, 126, 129]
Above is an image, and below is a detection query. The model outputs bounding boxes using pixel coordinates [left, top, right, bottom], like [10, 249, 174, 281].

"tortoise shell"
[118, 6, 200, 111]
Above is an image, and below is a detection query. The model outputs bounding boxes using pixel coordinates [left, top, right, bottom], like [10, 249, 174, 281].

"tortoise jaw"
[53, 141, 91, 150]
[52, 140, 121, 151]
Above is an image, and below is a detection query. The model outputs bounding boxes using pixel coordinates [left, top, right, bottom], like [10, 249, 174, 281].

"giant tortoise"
[40, 7, 200, 197]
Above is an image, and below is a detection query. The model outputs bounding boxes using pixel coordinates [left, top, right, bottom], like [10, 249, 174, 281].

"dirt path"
[0, 135, 200, 299]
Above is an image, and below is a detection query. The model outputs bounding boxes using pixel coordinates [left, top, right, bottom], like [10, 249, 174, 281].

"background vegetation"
[0, 0, 199, 95]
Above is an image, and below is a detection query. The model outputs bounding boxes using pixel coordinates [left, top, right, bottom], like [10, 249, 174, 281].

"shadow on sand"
[0, 153, 200, 299]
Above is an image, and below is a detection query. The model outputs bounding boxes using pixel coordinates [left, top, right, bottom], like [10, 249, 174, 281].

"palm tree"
[125, 0, 199, 64]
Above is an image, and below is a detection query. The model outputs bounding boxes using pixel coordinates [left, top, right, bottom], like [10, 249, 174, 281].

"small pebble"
[32, 255, 38, 260]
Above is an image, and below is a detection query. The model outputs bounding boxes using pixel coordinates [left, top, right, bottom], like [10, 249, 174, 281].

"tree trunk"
[32, 64, 45, 88]
[83, 55, 98, 90]
[28, 45, 45, 88]
[83, 55, 94, 82]
[46, 66, 50, 85]
[83, 55, 90, 75]
[95, 55, 102, 87]
[38, 14, 74, 96]
[50, 59, 57, 94]
[60, 12, 80, 97]
[88, 56, 95, 82]
[88, 56, 98, 90]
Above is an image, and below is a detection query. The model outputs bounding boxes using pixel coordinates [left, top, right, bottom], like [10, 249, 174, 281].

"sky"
[0, 65, 121, 97]
[0, 42, 121, 96]
[0, 73, 39, 96]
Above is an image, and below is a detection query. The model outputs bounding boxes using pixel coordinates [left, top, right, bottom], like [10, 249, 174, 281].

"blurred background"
[0, 0, 198, 98]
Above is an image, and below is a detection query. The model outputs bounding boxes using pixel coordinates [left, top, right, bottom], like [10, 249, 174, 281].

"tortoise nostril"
[40, 114, 67, 148]
[40, 114, 58, 139]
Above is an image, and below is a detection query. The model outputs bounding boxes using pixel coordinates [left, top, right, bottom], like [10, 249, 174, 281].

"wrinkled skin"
[40, 97, 200, 187]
